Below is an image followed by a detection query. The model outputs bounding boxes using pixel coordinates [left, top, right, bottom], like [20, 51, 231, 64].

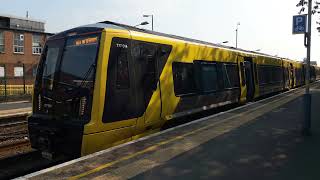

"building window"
[0, 66, 4, 78]
[32, 34, 42, 54]
[14, 66, 24, 77]
[13, 33, 24, 53]
[0, 31, 4, 53]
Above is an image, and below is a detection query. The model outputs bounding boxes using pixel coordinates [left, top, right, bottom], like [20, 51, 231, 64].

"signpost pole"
[302, 0, 312, 136]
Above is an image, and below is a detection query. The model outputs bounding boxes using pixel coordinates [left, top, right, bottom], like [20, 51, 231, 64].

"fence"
[0, 76, 34, 102]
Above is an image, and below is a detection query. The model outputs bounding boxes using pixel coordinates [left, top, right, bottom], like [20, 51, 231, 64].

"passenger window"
[240, 62, 246, 86]
[253, 63, 258, 84]
[172, 62, 197, 96]
[116, 48, 130, 89]
[194, 61, 218, 93]
[224, 64, 240, 88]
[141, 47, 157, 91]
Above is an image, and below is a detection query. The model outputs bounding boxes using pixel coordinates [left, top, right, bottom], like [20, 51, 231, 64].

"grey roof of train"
[51, 21, 285, 60]
[99, 21, 281, 59]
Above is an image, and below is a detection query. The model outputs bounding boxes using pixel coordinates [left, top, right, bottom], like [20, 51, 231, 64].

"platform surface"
[22, 82, 320, 180]
[0, 101, 31, 119]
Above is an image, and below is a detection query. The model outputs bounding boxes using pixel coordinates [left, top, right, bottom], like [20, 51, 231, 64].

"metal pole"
[302, 0, 312, 136]
[236, 23, 240, 48]
[151, 15, 154, 31]
[4, 65, 7, 102]
[236, 28, 238, 48]
[23, 64, 26, 94]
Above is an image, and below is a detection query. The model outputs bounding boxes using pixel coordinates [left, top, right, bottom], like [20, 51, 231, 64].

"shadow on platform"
[132, 89, 320, 180]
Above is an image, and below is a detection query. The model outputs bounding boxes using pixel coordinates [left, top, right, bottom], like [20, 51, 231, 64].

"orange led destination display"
[75, 37, 98, 46]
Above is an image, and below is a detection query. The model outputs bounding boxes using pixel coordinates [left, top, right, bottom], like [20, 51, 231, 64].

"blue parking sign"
[293, 15, 307, 34]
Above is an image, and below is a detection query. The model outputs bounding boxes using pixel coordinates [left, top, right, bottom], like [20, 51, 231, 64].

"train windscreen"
[37, 33, 100, 120]
[58, 35, 99, 88]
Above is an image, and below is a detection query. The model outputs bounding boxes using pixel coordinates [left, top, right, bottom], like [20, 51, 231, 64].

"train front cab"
[28, 27, 168, 158]
[28, 26, 106, 159]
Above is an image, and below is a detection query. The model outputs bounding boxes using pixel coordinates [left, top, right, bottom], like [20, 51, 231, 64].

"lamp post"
[236, 22, 240, 48]
[143, 14, 153, 31]
[135, 21, 149, 28]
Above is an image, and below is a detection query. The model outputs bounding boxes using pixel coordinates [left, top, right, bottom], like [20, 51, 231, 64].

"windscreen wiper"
[64, 63, 96, 100]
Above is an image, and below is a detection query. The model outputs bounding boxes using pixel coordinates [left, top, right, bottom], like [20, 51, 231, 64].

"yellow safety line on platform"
[69, 88, 304, 180]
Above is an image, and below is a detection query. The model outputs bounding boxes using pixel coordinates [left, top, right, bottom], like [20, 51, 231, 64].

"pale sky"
[1, 0, 319, 64]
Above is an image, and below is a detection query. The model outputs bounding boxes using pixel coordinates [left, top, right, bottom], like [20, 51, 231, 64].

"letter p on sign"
[293, 15, 307, 34]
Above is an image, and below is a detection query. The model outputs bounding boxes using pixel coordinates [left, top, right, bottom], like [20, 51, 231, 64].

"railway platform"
[0, 101, 31, 119]
[21, 82, 320, 180]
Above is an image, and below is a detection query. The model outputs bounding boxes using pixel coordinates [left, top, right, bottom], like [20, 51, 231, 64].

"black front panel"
[103, 38, 172, 123]
[28, 115, 84, 158]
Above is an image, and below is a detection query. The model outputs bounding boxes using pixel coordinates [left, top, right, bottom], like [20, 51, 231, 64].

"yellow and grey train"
[28, 21, 319, 159]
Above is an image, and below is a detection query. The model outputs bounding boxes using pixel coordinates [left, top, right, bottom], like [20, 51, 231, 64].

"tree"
[296, 0, 320, 32]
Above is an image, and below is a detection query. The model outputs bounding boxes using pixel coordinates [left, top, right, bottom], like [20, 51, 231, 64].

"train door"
[290, 63, 294, 88]
[132, 40, 172, 135]
[244, 58, 255, 101]
[237, 56, 247, 103]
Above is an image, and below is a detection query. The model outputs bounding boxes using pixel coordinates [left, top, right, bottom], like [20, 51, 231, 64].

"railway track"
[0, 114, 29, 139]
[0, 139, 30, 153]
[0, 120, 27, 128]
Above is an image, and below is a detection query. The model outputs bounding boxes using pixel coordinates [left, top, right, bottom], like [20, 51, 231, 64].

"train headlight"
[79, 96, 87, 116]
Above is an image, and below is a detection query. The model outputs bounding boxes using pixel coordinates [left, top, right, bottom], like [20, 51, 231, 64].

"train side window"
[267, 66, 273, 83]
[172, 62, 197, 96]
[258, 65, 266, 85]
[253, 63, 258, 84]
[276, 67, 283, 82]
[194, 61, 218, 93]
[223, 63, 240, 88]
[116, 48, 130, 89]
[240, 62, 246, 86]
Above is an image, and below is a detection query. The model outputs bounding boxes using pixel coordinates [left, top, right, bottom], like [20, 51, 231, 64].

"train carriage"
[28, 21, 312, 159]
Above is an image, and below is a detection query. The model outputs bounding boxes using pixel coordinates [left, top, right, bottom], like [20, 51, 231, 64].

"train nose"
[28, 115, 85, 159]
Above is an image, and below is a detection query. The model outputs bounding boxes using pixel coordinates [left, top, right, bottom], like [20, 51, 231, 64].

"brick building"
[0, 14, 52, 86]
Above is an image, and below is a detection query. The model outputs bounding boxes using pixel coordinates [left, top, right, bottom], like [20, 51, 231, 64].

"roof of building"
[0, 14, 53, 35]
[0, 13, 45, 23]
